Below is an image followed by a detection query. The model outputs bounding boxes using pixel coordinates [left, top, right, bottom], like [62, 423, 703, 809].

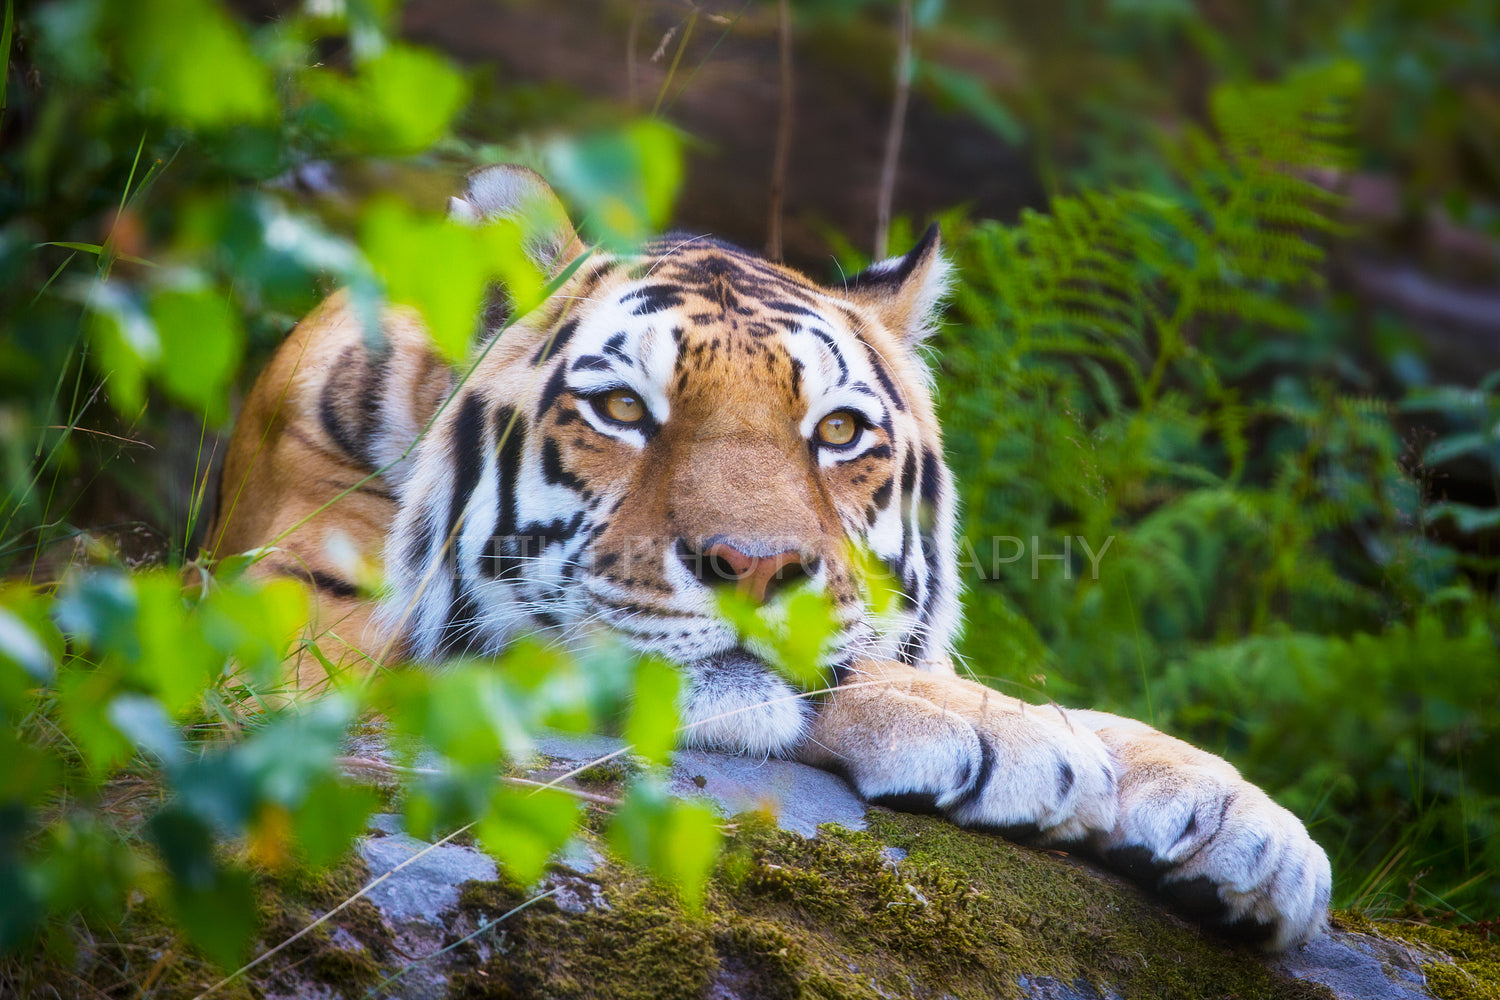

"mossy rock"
[439, 811, 1343, 1000]
[7, 757, 1486, 1000]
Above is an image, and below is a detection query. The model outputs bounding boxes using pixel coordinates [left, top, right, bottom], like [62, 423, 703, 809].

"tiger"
[206, 164, 1332, 950]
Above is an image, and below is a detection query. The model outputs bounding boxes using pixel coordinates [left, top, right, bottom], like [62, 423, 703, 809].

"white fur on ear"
[843, 224, 953, 348]
[448, 164, 583, 272]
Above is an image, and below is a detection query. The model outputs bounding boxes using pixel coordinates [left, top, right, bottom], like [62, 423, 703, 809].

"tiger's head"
[381, 166, 960, 755]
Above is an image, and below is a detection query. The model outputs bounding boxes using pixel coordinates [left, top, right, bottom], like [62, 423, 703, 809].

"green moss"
[452, 870, 716, 999]
[444, 812, 1343, 1000]
[572, 757, 642, 790]
[1335, 911, 1500, 1000]
[705, 812, 1334, 1000]
[255, 853, 393, 996]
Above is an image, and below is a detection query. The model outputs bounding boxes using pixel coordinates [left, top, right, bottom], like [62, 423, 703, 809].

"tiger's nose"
[675, 538, 814, 604]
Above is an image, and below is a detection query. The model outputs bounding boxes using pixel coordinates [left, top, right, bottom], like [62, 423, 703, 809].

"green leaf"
[106, 694, 186, 769]
[304, 43, 467, 155]
[360, 198, 542, 362]
[149, 287, 245, 423]
[0, 605, 53, 685]
[53, 571, 139, 660]
[149, 808, 257, 968]
[713, 586, 834, 692]
[200, 575, 306, 688]
[54, 665, 134, 775]
[1424, 430, 1494, 466]
[133, 572, 220, 715]
[86, 281, 158, 416]
[1428, 501, 1500, 535]
[121, 0, 274, 127]
[233, 696, 356, 808]
[624, 658, 680, 765]
[607, 777, 721, 910]
[377, 663, 533, 765]
[291, 778, 380, 870]
[544, 120, 683, 250]
[775, 589, 837, 691]
[476, 786, 582, 886]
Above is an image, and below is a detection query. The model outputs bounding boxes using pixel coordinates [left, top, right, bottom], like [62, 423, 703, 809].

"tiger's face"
[383, 168, 959, 755]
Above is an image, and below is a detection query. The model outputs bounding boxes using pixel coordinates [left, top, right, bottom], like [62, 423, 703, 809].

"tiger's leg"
[800, 660, 1331, 950]
[204, 292, 453, 691]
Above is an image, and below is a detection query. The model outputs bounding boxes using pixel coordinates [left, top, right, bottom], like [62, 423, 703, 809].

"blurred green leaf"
[0, 605, 52, 686]
[85, 281, 158, 416]
[54, 665, 133, 775]
[105, 694, 185, 769]
[360, 198, 542, 362]
[624, 658, 680, 765]
[305, 43, 467, 155]
[149, 807, 257, 968]
[1428, 501, 1500, 535]
[149, 287, 245, 424]
[378, 663, 533, 765]
[607, 777, 720, 910]
[291, 778, 380, 870]
[544, 120, 683, 249]
[133, 572, 220, 715]
[121, 0, 274, 126]
[199, 576, 306, 689]
[714, 587, 833, 692]
[33, 814, 137, 924]
[476, 785, 581, 886]
[53, 571, 138, 660]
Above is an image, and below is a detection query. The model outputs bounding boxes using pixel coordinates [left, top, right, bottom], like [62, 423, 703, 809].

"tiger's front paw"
[804, 664, 1120, 846]
[1088, 725, 1332, 950]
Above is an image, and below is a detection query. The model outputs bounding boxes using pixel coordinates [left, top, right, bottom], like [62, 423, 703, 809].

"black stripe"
[541, 437, 589, 495]
[443, 393, 487, 564]
[919, 447, 942, 508]
[947, 731, 997, 813]
[531, 318, 579, 366]
[808, 329, 850, 384]
[271, 564, 358, 599]
[480, 405, 528, 579]
[623, 284, 686, 315]
[603, 332, 630, 361]
[536, 364, 569, 415]
[865, 343, 907, 412]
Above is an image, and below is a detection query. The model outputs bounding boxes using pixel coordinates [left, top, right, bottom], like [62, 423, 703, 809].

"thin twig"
[766, 0, 794, 260]
[43, 426, 154, 449]
[333, 756, 621, 807]
[874, 0, 913, 259]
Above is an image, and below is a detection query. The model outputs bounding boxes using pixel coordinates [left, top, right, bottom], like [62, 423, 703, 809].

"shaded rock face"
[252, 735, 1450, 1000]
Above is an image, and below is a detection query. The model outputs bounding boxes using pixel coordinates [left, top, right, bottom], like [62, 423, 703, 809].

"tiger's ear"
[448, 164, 586, 274]
[841, 224, 952, 348]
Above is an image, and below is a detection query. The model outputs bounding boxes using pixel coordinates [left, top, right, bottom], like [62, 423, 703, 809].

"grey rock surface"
[668, 747, 869, 837]
[358, 828, 498, 924]
[1272, 929, 1438, 1000]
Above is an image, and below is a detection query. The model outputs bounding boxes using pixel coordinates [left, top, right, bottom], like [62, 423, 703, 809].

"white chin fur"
[677, 652, 810, 757]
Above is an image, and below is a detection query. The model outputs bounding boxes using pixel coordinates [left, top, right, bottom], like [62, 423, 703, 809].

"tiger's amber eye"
[817, 410, 858, 447]
[603, 389, 646, 424]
